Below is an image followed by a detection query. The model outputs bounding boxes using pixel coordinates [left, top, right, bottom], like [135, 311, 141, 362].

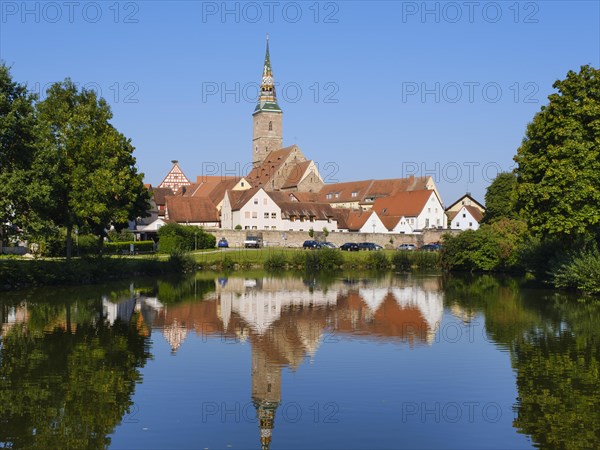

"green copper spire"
[254, 34, 282, 114]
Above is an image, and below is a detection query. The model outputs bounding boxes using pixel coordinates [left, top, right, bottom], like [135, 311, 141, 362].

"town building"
[446, 194, 485, 230]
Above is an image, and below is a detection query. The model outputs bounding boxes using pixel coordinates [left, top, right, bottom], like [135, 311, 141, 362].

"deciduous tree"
[514, 65, 600, 238]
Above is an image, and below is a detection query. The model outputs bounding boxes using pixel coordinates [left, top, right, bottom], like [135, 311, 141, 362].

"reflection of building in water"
[136, 275, 445, 448]
[450, 303, 477, 324]
[252, 344, 281, 450]
[0, 303, 29, 338]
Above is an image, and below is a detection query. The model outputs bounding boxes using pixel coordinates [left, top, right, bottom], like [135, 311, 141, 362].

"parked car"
[319, 241, 337, 249]
[397, 243, 417, 251]
[420, 243, 442, 251]
[358, 242, 382, 251]
[217, 237, 229, 248]
[244, 236, 262, 248]
[340, 242, 360, 251]
[303, 240, 322, 249]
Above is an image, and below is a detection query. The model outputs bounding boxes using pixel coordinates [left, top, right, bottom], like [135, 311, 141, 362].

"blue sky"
[1, 1, 599, 203]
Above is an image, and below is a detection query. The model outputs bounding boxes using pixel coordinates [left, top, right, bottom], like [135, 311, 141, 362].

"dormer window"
[269, 121, 273, 131]
[351, 191, 358, 198]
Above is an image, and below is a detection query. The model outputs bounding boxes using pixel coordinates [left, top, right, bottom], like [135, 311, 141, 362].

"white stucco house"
[221, 187, 338, 232]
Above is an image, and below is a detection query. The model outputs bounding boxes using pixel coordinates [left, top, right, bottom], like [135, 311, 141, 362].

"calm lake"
[1, 272, 599, 449]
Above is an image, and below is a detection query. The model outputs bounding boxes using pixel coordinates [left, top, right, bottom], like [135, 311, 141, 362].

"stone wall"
[206, 228, 459, 249]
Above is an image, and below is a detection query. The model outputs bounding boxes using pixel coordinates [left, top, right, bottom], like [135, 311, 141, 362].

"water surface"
[1, 272, 598, 449]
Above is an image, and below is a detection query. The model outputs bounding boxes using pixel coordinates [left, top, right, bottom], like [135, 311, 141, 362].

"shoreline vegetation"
[0, 248, 439, 291]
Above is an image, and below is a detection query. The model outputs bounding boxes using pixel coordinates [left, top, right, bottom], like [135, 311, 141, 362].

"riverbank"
[0, 249, 439, 290]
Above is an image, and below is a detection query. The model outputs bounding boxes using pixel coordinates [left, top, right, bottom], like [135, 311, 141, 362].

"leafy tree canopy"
[514, 65, 600, 238]
[483, 172, 518, 223]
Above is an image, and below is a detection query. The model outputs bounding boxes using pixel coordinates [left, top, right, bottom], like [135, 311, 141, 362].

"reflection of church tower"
[252, 35, 283, 167]
[251, 344, 281, 450]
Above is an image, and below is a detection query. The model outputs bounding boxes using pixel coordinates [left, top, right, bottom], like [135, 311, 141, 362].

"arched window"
[268, 121, 273, 131]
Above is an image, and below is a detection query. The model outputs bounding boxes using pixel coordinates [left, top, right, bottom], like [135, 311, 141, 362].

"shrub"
[265, 252, 288, 270]
[104, 241, 155, 254]
[305, 248, 343, 271]
[167, 252, 197, 274]
[440, 219, 529, 272]
[234, 224, 242, 230]
[392, 251, 412, 271]
[289, 251, 306, 269]
[551, 249, 600, 294]
[366, 251, 390, 270]
[158, 223, 215, 253]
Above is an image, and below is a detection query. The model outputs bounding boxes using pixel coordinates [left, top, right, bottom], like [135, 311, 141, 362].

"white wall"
[391, 216, 415, 234]
[450, 206, 480, 230]
[416, 192, 447, 229]
[359, 212, 389, 234]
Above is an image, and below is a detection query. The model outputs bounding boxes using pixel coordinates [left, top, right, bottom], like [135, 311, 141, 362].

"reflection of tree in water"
[443, 274, 600, 448]
[0, 299, 150, 449]
[511, 301, 600, 449]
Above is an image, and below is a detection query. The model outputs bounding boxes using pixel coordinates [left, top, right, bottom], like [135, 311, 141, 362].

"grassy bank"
[0, 254, 194, 291]
[193, 248, 439, 272]
[0, 248, 440, 291]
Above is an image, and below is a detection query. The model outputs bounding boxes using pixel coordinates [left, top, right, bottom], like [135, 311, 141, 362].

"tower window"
[269, 121, 273, 131]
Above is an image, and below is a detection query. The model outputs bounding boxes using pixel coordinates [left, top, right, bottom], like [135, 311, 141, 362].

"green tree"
[31, 80, 150, 259]
[482, 172, 517, 223]
[0, 64, 38, 246]
[514, 65, 600, 238]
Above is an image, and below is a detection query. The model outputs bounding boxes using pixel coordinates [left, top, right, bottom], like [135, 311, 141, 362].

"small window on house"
[264, 213, 269, 219]
[351, 191, 358, 198]
[271, 226, 276, 230]
[310, 216, 315, 222]
[252, 226, 257, 230]
[245, 212, 250, 219]
[271, 213, 276, 218]
[269, 121, 273, 131]
[252, 212, 258, 218]
[254, 198, 258, 205]
[326, 193, 332, 200]
[264, 226, 269, 230]
[263, 198, 268, 205]
[241, 182, 245, 187]
[245, 226, 250, 230]
[428, 208, 431, 213]
[462, 213, 466, 218]
[437, 219, 440, 225]
[469, 222, 473, 227]
[455, 222, 459, 227]
[335, 193, 340, 199]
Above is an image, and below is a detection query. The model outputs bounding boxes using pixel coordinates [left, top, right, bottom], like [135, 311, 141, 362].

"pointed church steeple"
[252, 35, 283, 167]
[254, 34, 281, 113]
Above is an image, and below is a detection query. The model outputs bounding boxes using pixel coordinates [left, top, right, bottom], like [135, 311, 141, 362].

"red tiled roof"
[281, 160, 313, 189]
[372, 190, 435, 217]
[446, 194, 485, 212]
[345, 210, 374, 231]
[166, 196, 219, 223]
[247, 146, 298, 188]
[448, 205, 484, 223]
[318, 176, 432, 204]
[226, 187, 262, 211]
[278, 202, 335, 220]
[151, 187, 174, 206]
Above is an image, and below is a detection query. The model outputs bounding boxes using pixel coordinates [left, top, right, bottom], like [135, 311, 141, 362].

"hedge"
[104, 241, 155, 254]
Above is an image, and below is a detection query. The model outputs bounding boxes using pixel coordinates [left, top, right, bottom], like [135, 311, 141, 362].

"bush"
[392, 251, 412, 271]
[167, 252, 197, 274]
[289, 251, 306, 269]
[440, 219, 530, 272]
[366, 251, 390, 270]
[265, 252, 288, 270]
[305, 248, 343, 271]
[104, 241, 155, 254]
[551, 249, 600, 294]
[158, 223, 215, 253]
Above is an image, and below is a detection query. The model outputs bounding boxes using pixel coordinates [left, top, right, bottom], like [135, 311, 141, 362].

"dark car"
[217, 237, 229, 248]
[303, 240, 322, 249]
[319, 242, 337, 249]
[340, 242, 360, 251]
[358, 242, 382, 251]
[420, 243, 442, 251]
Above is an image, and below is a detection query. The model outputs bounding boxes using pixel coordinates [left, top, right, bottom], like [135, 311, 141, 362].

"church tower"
[252, 35, 283, 167]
